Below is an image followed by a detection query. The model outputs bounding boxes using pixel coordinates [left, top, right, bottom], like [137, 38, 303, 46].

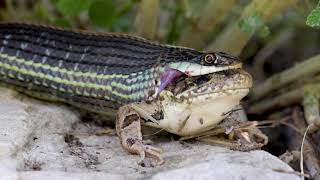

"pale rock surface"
[0, 88, 300, 180]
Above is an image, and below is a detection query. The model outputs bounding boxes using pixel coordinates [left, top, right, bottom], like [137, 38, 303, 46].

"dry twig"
[249, 83, 320, 114]
[251, 54, 320, 101]
[291, 108, 320, 180]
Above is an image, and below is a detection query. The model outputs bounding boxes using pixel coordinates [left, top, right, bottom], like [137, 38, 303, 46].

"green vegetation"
[1, 0, 320, 178]
[1, 0, 318, 51]
[306, 5, 320, 27]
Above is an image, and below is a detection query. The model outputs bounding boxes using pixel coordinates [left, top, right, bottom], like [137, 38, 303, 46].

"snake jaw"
[158, 61, 242, 94]
[159, 68, 184, 93]
[139, 70, 252, 136]
[168, 61, 242, 76]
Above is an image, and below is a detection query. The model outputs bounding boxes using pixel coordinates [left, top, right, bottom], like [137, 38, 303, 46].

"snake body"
[0, 23, 206, 108]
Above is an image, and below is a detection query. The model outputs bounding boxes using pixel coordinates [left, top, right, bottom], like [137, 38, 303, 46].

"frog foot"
[185, 122, 268, 151]
[230, 125, 268, 151]
[116, 105, 164, 167]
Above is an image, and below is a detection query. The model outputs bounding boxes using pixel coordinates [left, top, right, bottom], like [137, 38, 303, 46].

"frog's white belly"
[137, 89, 249, 136]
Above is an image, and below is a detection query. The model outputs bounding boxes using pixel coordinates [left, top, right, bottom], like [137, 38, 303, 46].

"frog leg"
[116, 104, 164, 167]
[230, 126, 268, 151]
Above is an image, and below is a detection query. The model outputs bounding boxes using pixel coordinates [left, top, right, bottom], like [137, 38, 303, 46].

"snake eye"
[204, 54, 217, 64]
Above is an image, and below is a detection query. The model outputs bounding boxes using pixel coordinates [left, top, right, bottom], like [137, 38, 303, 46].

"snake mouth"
[164, 69, 252, 99]
[158, 61, 242, 93]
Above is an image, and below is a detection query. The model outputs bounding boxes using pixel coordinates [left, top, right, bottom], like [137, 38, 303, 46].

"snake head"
[158, 50, 242, 92]
[167, 51, 242, 76]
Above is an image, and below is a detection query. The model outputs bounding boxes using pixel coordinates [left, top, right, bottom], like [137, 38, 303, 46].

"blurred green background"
[0, 0, 317, 49]
[1, 1, 320, 175]
[2, 0, 320, 108]
[0, 0, 320, 96]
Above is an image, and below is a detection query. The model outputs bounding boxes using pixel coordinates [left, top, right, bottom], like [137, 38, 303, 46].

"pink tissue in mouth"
[159, 68, 184, 93]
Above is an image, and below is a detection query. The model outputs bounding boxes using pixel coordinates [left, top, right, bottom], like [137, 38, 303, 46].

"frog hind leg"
[116, 104, 164, 167]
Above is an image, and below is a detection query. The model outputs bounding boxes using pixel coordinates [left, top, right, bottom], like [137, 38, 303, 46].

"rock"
[0, 88, 300, 180]
[151, 150, 299, 180]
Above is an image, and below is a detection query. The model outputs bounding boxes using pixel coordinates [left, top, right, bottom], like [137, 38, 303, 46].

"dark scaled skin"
[0, 23, 240, 107]
[0, 23, 242, 167]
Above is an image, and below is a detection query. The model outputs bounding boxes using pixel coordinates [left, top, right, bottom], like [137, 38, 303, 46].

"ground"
[0, 87, 299, 180]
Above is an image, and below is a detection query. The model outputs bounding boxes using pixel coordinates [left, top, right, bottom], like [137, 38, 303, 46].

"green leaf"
[57, 0, 91, 17]
[52, 18, 71, 28]
[89, 0, 117, 28]
[238, 19, 252, 34]
[306, 7, 320, 27]
[257, 25, 270, 38]
[238, 12, 263, 34]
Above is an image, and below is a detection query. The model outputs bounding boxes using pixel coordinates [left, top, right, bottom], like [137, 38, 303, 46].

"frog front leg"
[116, 104, 164, 167]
